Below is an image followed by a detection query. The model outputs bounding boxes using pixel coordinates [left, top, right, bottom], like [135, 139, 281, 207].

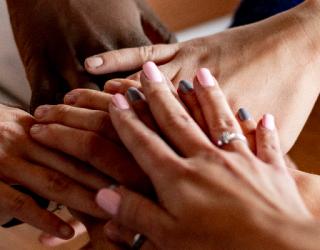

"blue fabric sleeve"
[232, 0, 304, 27]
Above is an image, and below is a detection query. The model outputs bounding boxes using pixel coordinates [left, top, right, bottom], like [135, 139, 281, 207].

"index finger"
[85, 44, 179, 75]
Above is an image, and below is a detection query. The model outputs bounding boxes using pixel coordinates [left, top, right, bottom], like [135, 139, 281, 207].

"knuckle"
[138, 46, 154, 62]
[94, 113, 111, 132]
[46, 171, 70, 193]
[117, 109, 135, 124]
[210, 116, 237, 135]
[161, 111, 193, 131]
[9, 194, 33, 214]
[84, 132, 102, 158]
[260, 142, 278, 152]
[54, 104, 71, 120]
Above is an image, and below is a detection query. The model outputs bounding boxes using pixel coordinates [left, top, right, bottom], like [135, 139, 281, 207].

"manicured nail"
[86, 56, 103, 69]
[64, 92, 78, 105]
[262, 114, 275, 130]
[142, 62, 163, 82]
[112, 94, 130, 110]
[127, 87, 144, 102]
[59, 225, 74, 238]
[96, 189, 121, 216]
[179, 80, 193, 93]
[35, 106, 49, 119]
[238, 108, 252, 121]
[30, 124, 45, 134]
[196, 68, 216, 87]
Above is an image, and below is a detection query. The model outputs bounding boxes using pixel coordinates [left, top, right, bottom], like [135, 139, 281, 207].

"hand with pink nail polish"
[93, 67, 316, 250]
[85, 1, 320, 157]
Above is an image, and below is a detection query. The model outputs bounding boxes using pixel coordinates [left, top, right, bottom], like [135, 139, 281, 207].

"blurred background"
[0, 0, 318, 249]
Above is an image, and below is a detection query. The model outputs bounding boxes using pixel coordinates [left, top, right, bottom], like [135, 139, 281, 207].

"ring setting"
[132, 234, 146, 250]
[217, 131, 248, 147]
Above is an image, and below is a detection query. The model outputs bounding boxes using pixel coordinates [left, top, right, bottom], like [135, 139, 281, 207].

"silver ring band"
[132, 234, 146, 250]
[217, 131, 248, 147]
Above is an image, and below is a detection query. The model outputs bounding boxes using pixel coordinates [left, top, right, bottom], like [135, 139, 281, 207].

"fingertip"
[178, 80, 194, 94]
[34, 105, 50, 120]
[111, 94, 130, 110]
[64, 91, 80, 105]
[237, 108, 253, 122]
[30, 124, 46, 136]
[104, 80, 123, 94]
[196, 68, 217, 88]
[58, 224, 75, 240]
[262, 114, 276, 131]
[142, 61, 163, 83]
[85, 56, 104, 72]
[95, 188, 121, 216]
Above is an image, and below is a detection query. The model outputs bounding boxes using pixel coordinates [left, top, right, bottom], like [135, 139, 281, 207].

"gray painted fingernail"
[179, 80, 193, 93]
[127, 87, 144, 102]
[238, 108, 252, 121]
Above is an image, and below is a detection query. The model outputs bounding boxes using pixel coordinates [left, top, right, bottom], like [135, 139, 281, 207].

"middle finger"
[139, 62, 215, 157]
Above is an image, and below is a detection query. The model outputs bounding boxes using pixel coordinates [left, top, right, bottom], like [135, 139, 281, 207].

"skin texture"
[31, 73, 320, 249]
[5, 0, 175, 113]
[0, 104, 110, 239]
[86, 0, 320, 154]
[94, 64, 316, 250]
[4, 1, 173, 247]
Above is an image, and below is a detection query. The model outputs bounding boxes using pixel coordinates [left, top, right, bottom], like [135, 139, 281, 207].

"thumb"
[96, 187, 171, 244]
[85, 44, 179, 75]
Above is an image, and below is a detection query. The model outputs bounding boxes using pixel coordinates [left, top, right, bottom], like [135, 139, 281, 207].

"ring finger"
[105, 221, 156, 250]
[193, 68, 248, 152]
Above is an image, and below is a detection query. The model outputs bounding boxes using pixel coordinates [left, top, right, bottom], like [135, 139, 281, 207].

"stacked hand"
[91, 63, 312, 250]
[30, 62, 320, 249]
[0, 104, 109, 239]
[85, 0, 320, 153]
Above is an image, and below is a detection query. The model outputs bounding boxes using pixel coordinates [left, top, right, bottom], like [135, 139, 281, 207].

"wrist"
[254, 211, 319, 250]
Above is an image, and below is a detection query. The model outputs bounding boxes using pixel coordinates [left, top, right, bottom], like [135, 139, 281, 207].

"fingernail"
[179, 80, 193, 93]
[238, 108, 252, 121]
[96, 189, 121, 216]
[196, 68, 216, 87]
[35, 106, 49, 119]
[106, 80, 122, 88]
[142, 61, 163, 82]
[86, 56, 103, 69]
[112, 94, 130, 110]
[30, 124, 45, 134]
[127, 87, 144, 102]
[59, 225, 74, 238]
[64, 93, 78, 105]
[262, 114, 275, 130]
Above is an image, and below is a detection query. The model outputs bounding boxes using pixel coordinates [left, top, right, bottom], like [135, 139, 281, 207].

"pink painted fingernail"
[96, 189, 121, 216]
[196, 68, 216, 87]
[86, 56, 104, 69]
[112, 94, 130, 110]
[262, 114, 275, 130]
[142, 61, 163, 83]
